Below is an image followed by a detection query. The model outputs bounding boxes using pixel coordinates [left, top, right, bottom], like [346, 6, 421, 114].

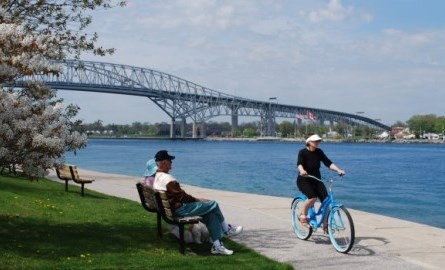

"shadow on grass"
[0, 176, 211, 259]
[0, 175, 107, 199]
[0, 215, 213, 259]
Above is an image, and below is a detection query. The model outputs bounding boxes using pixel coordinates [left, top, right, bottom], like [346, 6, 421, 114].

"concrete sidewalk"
[47, 169, 445, 270]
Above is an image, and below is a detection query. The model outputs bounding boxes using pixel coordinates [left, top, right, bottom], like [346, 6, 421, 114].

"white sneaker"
[224, 224, 243, 237]
[211, 244, 233, 255]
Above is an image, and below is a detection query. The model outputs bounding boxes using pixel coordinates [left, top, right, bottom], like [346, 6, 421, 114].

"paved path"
[48, 169, 445, 270]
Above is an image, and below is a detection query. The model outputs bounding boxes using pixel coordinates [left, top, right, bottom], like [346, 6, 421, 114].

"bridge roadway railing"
[12, 60, 390, 137]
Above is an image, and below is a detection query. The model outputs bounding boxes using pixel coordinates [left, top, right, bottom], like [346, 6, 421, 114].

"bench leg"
[157, 213, 162, 238]
[179, 224, 185, 254]
[81, 183, 84, 196]
[65, 180, 68, 192]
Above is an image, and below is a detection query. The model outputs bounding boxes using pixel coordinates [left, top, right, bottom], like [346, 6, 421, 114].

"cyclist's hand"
[337, 170, 345, 176]
[299, 170, 308, 176]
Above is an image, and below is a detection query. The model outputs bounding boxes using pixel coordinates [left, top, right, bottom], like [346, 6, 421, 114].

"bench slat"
[55, 164, 73, 192]
[141, 187, 158, 212]
[69, 166, 94, 183]
[56, 164, 72, 180]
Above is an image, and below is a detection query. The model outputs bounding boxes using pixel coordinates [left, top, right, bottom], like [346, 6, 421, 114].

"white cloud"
[308, 0, 353, 23]
[307, 0, 372, 23]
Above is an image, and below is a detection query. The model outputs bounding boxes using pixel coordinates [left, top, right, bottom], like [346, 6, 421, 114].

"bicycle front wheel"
[328, 205, 355, 253]
[291, 197, 312, 240]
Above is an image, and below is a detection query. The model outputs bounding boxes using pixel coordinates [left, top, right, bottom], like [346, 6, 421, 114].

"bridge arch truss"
[15, 60, 390, 138]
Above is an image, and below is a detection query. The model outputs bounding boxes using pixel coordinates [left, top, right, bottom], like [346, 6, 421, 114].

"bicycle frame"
[292, 177, 343, 231]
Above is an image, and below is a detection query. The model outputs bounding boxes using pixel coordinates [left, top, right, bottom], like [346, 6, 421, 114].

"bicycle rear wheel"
[328, 205, 355, 253]
[291, 197, 313, 240]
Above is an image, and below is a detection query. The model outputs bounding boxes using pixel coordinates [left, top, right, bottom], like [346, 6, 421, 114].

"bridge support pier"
[180, 117, 186, 138]
[192, 122, 206, 138]
[263, 111, 276, 137]
[170, 118, 176, 139]
[231, 111, 238, 137]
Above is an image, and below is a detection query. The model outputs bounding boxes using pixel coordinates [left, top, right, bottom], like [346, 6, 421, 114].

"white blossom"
[0, 90, 87, 178]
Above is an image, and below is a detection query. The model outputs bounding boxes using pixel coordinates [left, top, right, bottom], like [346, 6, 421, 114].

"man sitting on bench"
[153, 150, 243, 256]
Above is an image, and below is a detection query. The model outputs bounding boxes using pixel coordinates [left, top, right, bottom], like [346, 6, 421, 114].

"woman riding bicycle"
[296, 133, 346, 225]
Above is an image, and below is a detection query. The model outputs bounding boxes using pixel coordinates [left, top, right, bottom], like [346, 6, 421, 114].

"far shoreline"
[86, 135, 445, 144]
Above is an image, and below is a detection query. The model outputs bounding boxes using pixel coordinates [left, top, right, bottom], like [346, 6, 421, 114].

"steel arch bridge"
[14, 60, 390, 138]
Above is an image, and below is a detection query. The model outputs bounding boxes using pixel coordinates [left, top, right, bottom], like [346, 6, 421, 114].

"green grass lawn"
[0, 174, 293, 270]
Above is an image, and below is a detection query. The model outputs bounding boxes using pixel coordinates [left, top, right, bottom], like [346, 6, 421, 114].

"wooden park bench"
[55, 164, 94, 196]
[136, 183, 202, 254]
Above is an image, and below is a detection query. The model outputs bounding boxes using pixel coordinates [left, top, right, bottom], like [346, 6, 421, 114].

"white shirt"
[153, 172, 176, 191]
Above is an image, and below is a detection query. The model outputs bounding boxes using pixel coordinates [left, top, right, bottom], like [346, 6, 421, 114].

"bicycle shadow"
[233, 228, 398, 269]
[310, 234, 390, 256]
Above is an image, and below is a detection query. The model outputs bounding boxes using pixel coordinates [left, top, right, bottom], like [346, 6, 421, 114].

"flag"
[306, 111, 316, 121]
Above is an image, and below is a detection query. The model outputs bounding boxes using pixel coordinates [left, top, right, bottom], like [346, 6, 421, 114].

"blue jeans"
[174, 200, 225, 242]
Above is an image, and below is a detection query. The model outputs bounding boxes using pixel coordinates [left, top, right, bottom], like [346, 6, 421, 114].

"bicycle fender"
[291, 194, 307, 209]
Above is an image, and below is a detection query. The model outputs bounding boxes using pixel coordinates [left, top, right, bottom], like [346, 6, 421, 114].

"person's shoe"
[211, 244, 233, 255]
[224, 224, 243, 237]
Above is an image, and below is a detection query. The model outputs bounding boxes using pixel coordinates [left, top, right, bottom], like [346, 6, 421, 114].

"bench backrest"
[136, 183, 158, 213]
[69, 165, 80, 181]
[156, 191, 175, 222]
[55, 164, 72, 180]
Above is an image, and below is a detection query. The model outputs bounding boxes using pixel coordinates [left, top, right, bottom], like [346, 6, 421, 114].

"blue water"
[65, 139, 445, 229]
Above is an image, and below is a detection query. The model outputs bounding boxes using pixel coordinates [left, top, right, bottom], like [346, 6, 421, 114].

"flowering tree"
[0, 85, 87, 178]
[0, 1, 125, 178]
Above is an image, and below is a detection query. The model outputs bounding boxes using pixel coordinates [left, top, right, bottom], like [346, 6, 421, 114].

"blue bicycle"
[291, 174, 355, 253]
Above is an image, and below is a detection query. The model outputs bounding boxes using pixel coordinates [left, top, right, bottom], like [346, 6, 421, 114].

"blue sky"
[58, 0, 445, 126]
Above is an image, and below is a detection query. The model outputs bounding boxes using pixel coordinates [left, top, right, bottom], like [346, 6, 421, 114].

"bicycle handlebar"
[303, 173, 344, 183]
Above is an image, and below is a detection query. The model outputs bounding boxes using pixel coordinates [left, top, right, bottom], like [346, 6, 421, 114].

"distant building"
[422, 133, 439, 140]
[325, 131, 339, 139]
[403, 134, 416, 139]
[392, 127, 415, 140]
[376, 131, 389, 139]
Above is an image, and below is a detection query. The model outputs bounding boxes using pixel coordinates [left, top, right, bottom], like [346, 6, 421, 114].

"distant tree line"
[81, 114, 445, 139]
[80, 119, 378, 139]
[405, 114, 445, 137]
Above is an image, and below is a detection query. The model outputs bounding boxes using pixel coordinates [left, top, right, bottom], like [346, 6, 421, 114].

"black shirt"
[297, 148, 333, 179]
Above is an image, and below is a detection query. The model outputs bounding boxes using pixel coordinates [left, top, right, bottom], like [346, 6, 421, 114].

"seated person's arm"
[166, 181, 198, 209]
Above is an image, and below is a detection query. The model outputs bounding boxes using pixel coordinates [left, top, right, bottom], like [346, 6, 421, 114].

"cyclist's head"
[305, 134, 322, 146]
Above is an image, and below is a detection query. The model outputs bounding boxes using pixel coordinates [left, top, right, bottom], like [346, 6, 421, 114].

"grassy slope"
[0, 174, 293, 270]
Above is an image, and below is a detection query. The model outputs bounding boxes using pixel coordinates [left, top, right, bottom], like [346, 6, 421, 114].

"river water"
[65, 139, 445, 229]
